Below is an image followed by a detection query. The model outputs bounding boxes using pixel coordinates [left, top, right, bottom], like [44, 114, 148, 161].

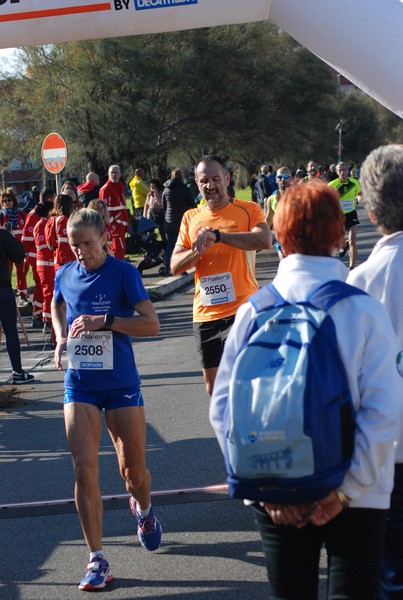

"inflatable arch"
[0, 0, 402, 118]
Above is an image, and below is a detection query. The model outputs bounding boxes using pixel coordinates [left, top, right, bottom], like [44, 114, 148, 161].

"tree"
[1, 23, 398, 183]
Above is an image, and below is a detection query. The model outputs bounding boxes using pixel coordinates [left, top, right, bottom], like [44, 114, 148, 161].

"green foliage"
[1, 23, 402, 183]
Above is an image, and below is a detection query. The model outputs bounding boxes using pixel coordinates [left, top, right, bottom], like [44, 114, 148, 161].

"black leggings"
[253, 504, 386, 600]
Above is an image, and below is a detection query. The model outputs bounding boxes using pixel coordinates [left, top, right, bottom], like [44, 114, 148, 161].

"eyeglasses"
[277, 174, 291, 180]
[2, 197, 12, 202]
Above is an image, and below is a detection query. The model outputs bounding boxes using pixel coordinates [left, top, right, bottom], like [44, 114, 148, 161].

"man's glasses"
[2, 197, 13, 202]
[277, 174, 291, 180]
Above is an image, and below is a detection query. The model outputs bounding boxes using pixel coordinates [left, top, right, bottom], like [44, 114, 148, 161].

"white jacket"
[210, 254, 403, 509]
[348, 232, 403, 462]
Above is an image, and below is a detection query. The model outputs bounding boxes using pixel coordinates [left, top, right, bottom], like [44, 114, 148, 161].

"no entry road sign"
[41, 133, 67, 174]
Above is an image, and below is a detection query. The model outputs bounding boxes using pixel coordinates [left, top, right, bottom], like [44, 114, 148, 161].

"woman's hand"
[69, 314, 104, 338]
[54, 338, 67, 370]
[308, 491, 344, 526]
[263, 502, 314, 528]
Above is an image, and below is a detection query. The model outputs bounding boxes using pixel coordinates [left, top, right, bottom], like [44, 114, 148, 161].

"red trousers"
[37, 265, 55, 322]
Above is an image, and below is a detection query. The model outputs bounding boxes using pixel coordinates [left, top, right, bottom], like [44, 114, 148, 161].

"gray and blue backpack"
[224, 280, 367, 504]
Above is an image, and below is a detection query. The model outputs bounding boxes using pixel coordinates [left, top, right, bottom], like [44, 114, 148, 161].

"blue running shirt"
[54, 255, 149, 391]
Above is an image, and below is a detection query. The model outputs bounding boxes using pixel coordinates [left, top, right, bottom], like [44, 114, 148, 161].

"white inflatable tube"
[0, 0, 402, 117]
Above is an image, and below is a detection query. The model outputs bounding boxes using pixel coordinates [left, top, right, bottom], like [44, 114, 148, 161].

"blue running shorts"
[64, 387, 144, 411]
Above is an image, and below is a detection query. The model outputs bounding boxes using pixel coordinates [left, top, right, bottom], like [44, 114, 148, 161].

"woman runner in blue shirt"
[51, 208, 162, 591]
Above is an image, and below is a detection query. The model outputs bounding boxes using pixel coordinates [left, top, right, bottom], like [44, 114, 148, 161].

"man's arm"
[171, 222, 271, 275]
[171, 244, 201, 275]
[218, 223, 271, 250]
[193, 223, 271, 254]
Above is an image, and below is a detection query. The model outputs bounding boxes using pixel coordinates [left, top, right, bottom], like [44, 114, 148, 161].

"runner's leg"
[64, 401, 103, 551]
[106, 405, 151, 510]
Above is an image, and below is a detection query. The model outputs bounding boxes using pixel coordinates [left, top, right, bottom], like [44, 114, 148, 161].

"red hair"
[273, 181, 345, 256]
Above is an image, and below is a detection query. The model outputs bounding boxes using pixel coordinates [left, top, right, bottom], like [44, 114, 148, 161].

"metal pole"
[338, 126, 342, 163]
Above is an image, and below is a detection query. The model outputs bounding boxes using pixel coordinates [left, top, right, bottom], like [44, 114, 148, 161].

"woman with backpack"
[210, 181, 402, 599]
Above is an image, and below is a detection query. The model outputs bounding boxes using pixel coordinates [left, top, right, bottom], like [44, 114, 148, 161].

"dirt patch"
[0, 386, 29, 409]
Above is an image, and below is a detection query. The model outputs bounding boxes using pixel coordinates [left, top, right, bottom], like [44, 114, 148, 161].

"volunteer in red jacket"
[77, 172, 100, 207]
[45, 194, 75, 271]
[33, 201, 56, 335]
[99, 165, 129, 260]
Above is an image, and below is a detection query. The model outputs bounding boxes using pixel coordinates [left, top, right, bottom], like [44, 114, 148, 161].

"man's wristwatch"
[336, 489, 351, 508]
[104, 313, 115, 330]
[213, 229, 221, 243]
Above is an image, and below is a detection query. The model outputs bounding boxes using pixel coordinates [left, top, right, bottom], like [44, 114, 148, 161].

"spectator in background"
[31, 186, 40, 205]
[0, 225, 34, 384]
[227, 168, 235, 198]
[185, 167, 199, 202]
[265, 166, 293, 260]
[88, 199, 113, 253]
[99, 165, 129, 260]
[33, 200, 55, 335]
[328, 164, 338, 182]
[162, 169, 195, 276]
[255, 165, 275, 213]
[45, 193, 75, 272]
[143, 178, 165, 242]
[22, 188, 56, 327]
[77, 172, 100, 207]
[301, 160, 318, 184]
[347, 144, 403, 600]
[62, 180, 81, 212]
[0, 189, 30, 307]
[267, 166, 277, 190]
[129, 168, 149, 219]
[294, 168, 306, 183]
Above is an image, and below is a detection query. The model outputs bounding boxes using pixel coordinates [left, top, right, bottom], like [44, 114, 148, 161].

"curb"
[145, 270, 195, 301]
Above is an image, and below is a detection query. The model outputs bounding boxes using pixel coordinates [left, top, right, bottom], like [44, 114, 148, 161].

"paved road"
[0, 205, 379, 599]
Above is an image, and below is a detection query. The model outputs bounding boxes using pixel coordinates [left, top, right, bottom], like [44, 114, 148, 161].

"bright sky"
[0, 47, 19, 73]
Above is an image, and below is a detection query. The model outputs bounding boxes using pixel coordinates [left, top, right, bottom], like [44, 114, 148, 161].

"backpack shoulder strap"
[308, 279, 368, 312]
[249, 283, 287, 314]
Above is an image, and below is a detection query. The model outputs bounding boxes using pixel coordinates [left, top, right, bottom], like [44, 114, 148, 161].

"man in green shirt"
[329, 162, 361, 269]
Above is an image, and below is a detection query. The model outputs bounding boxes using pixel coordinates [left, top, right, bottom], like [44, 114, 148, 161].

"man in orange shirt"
[171, 155, 271, 396]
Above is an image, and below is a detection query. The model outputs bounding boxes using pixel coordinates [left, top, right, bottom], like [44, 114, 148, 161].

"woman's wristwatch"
[104, 313, 115, 330]
[336, 489, 351, 508]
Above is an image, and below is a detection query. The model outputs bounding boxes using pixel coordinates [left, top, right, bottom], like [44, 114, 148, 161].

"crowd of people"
[1, 147, 402, 598]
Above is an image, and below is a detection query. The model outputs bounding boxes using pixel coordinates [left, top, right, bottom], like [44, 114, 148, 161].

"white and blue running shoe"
[78, 556, 113, 591]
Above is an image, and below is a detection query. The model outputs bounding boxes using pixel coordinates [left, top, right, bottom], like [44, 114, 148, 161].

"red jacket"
[44, 215, 76, 268]
[22, 209, 40, 263]
[99, 180, 129, 237]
